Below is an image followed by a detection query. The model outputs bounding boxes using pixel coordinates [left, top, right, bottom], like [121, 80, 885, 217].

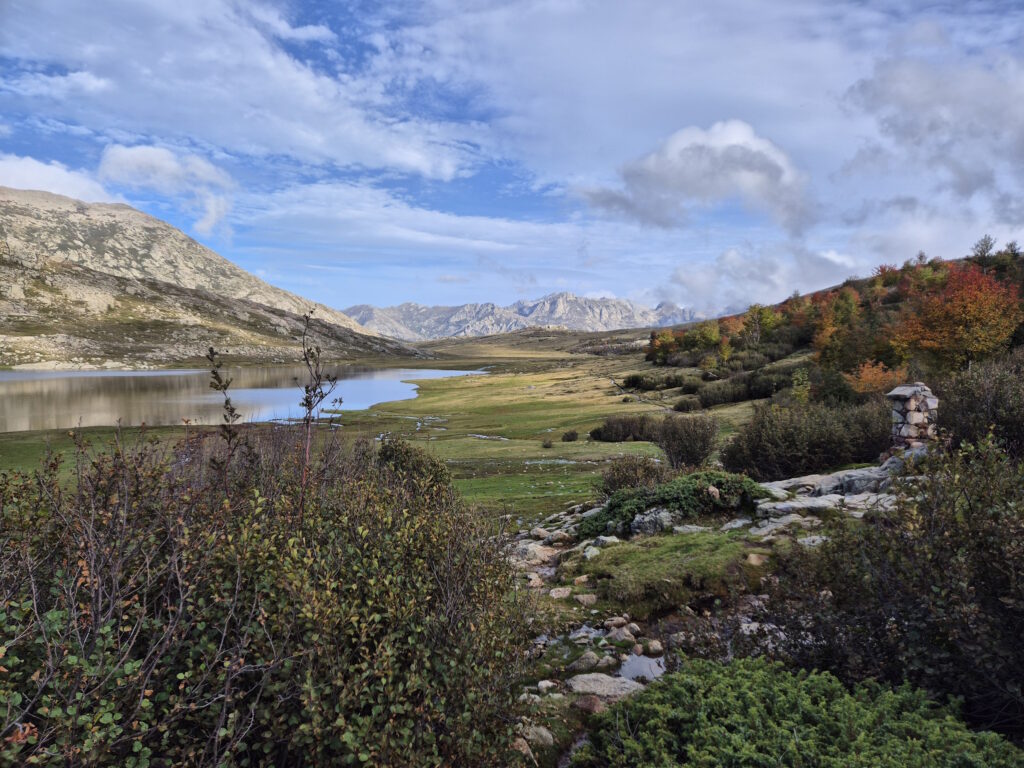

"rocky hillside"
[346, 293, 699, 341]
[0, 187, 415, 367]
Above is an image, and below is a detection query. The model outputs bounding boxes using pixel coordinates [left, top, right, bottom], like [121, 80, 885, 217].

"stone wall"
[886, 382, 938, 449]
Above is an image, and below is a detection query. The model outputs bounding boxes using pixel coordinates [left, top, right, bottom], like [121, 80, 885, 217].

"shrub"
[0, 432, 526, 767]
[721, 399, 890, 481]
[768, 437, 1024, 739]
[656, 413, 718, 469]
[599, 456, 672, 496]
[579, 471, 765, 538]
[561, 429, 579, 442]
[672, 394, 701, 412]
[541, 437, 553, 448]
[589, 414, 661, 443]
[696, 378, 748, 408]
[937, 348, 1024, 459]
[571, 658, 1023, 767]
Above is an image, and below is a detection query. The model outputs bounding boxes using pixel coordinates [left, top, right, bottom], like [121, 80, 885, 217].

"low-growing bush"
[579, 471, 765, 538]
[599, 455, 673, 496]
[561, 429, 579, 442]
[656, 413, 718, 469]
[937, 347, 1024, 459]
[571, 658, 1023, 767]
[721, 399, 890, 481]
[696, 378, 748, 408]
[672, 394, 701, 412]
[0, 431, 526, 766]
[589, 413, 661, 443]
[768, 437, 1024, 739]
[541, 437, 553, 448]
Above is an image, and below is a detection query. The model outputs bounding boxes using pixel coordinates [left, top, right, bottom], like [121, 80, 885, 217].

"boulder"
[549, 587, 572, 599]
[575, 593, 598, 607]
[567, 650, 600, 673]
[630, 508, 674, 536]
[566, 673, 645, 699]
[583, 546, 602, 561]
[606, 626, 636, 644]
[594, 535, 621, 547]
[573, 694, 607, 714]
[522, 725, 554, 749]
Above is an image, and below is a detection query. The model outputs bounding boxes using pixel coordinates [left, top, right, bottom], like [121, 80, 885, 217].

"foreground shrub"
[937, 347, 1024, 459]
[0, 433, 525, 767]
[769, 438, 1024, 739]
[599, 455, 673, 497]
[721, 398, 890, 481]
[579, 471, 764, 538]
[571, 658, 1023, 767]
[656, 413, 718, 469]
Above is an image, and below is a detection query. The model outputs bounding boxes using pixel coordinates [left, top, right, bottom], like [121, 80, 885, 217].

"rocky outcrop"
[345, 293, 699, 340]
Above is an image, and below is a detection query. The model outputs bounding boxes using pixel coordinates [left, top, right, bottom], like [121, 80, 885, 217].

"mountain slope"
[0, 187, 415, 367]
[345, 294, 698, 341]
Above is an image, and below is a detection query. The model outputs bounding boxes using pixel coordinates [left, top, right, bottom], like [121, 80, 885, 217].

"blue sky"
[2, 1, 1024, 314]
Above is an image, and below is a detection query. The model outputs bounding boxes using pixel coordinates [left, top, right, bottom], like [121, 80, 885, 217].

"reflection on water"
[0, 367, 481, 432]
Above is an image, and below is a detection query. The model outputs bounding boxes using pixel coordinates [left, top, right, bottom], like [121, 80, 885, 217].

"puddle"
[619, 653, 666, 682]
[468, 433, 510, 441]
[568, 624, 605, 643]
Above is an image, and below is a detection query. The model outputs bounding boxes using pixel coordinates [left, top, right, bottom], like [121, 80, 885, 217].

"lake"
[0, 366, 482, 432]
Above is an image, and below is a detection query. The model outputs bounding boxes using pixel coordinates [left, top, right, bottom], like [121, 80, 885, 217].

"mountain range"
[345, 295, 699, 341]
[0, 187, 412, 368]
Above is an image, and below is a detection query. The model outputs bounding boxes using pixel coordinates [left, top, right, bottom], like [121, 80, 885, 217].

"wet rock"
[566, 673, 645, 699]
[606, 626, 636, 644]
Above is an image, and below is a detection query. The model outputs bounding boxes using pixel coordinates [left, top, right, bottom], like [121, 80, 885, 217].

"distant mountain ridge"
[345, 293, 699, 341]
[0, 187, 413, 367]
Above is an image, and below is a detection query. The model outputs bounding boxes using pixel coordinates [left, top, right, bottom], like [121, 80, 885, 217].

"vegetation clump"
[571, 658, 1023, 767]
[721, 399, 890, 481]
[937, 347, 1024, 459]
[0, 429, 526, 767]
[599, 455, 673, 497]
[657, 413, 718, 470]
[768, 437, 1024, 739]
[579, 471, 765, 538]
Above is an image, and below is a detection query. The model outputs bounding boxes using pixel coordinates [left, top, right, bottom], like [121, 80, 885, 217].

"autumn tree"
[742, 303, 781, 347]
[892, 263, 1023, 370]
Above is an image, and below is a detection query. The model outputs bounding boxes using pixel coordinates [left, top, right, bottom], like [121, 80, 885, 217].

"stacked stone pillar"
[886, 382, 938, 449]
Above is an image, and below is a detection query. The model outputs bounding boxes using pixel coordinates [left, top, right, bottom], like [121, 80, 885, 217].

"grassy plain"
[0, 328, 757, 522]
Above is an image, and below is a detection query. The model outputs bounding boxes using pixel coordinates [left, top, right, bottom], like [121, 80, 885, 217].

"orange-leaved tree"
[892, 263, 1023, 370]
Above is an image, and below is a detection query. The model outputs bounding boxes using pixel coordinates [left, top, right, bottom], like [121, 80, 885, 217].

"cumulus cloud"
[669, 243, 858, 315]
[583, 121, 812, 233]
[0, 154, 112, 201]
[99, 145, 233, 233]
[847, 48, 1024, 208]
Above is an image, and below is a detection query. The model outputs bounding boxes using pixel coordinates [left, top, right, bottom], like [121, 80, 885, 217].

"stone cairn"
[886, 382, 938, 449]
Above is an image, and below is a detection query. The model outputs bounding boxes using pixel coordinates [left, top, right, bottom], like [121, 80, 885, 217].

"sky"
[2, 0, 1024, 315]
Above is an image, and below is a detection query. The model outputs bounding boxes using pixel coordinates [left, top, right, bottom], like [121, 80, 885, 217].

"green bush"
[571, 658, 1023, 767]
[769, 437, 1024, 739]
[721, 399, 890, 481]
[938, 348, 1024, 459]
[599, 456, 673, 497]
[579, 471, 765, 538]
[0, 433, 525, 767]
[589, 414, 661, 443]
[672, 395, 701, 412]
[656, 414, 718, 469]
[696, 378, 748, 408]
[562, 429, 579, 442]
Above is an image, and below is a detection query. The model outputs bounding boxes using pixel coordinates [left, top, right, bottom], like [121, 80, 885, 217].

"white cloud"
[0, 154, 112, 202]
[0, 0, 471, 179]
[99, 144, 233, 232]
[583, 120, 811, 232]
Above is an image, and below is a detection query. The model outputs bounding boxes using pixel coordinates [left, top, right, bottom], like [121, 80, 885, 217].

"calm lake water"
[0, 366, 482, 432]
